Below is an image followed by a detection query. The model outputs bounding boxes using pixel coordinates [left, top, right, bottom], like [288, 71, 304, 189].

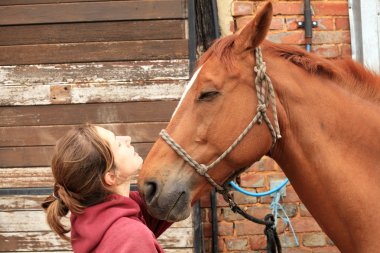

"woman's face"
[96, 126, 143, 181]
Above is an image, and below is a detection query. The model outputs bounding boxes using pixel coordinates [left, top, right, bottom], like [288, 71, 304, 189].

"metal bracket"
[297, 21, 319, 28]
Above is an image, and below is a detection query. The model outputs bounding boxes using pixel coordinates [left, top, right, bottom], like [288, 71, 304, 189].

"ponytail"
[41, 193, 70, 240]
[42, 125, 115, 240]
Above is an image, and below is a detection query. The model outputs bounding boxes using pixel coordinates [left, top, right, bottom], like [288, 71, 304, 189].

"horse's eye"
[198, 91, 220, 101]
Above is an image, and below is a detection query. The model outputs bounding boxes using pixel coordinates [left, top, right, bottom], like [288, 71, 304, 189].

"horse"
[137, 2, 380, 252]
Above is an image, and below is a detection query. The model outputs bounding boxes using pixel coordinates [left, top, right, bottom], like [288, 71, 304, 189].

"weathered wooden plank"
[0, 143, 152, 168]
[0, 232, 72, 251]
[0, 210, 193, 231]
[0, 60, 189, 86]
[0, 230, 193, 251]
[0, 80, 187, 106]
[0, 167, 139, 188]
[0, 123, 165, 147]
[0, 195, 46, 210]
[0, 40, 188, 65]
[0, 0, 115, 5]
[0, 101, 178, 127]
[158, 227, 193, 247]
[0, 167, 54, 188]
[0, 20, 185, 46]
[0, 0, 187, 25]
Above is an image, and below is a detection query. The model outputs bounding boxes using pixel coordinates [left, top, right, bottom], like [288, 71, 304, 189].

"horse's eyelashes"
[197, 91, 220, 101]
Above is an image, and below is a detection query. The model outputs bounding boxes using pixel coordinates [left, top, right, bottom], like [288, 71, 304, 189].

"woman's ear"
[104, 171, 117, 186]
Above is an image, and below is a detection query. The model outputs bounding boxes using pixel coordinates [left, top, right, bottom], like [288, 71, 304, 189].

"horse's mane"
[197, 35, 380, 103]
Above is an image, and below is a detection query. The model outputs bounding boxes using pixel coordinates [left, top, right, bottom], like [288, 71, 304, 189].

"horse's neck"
[269, 59, 380, 252]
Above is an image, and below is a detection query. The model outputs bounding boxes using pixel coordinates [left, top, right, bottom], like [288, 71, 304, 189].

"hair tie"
[52, 192, 60, 200]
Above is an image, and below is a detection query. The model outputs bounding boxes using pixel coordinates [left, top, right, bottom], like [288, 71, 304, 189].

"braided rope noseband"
[159, 47, 282, 236]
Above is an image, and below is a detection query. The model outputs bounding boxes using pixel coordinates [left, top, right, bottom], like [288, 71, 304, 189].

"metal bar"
[0, 184, 138, 196]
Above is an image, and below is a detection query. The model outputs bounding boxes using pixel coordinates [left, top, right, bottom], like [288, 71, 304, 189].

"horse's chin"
[146, 190, 192, 222]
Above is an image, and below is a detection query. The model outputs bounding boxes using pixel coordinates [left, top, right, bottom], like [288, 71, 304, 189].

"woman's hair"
[41, 125, 115, 240]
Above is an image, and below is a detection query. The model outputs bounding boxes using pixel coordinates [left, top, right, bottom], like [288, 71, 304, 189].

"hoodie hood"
[70, 193, 144, 252]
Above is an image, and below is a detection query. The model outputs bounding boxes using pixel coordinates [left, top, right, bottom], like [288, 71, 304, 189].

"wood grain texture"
[0, 0, 187, 25]
[0, 40, 188, 65]
[0, 143, 153, 168]
[0, 20, 185, 46]
[0, 101, 178, 127]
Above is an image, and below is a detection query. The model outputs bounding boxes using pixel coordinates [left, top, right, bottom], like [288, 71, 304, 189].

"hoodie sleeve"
[129, 191, 173, 237]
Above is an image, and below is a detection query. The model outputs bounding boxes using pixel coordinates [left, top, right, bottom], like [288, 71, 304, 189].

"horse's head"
[138, 2, 277, 221]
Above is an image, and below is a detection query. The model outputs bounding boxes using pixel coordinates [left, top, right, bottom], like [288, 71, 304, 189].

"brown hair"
[41, 125, 115, 240]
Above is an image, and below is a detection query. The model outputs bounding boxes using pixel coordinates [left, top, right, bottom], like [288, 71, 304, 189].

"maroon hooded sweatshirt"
[70, 191, 172, 253]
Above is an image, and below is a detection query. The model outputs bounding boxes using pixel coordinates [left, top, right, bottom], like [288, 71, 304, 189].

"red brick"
[270, 17, 284, 30]
[232, 1, 254, 17]
[235, 220, 266, 235]
[222, 207, 245, 221]
[273, 2, 303, 15]
[246, 205, 272, 219]
[240, 172, 265, 187]
[315, 18, 334, 31]
[199, 194, 211, 208]
[279, 231, 300, 248]
[302, 232, 327, 247]
[249, 235, 267, 250]
[235, 16, 254, 31]
[233, 190, 258, 204]
[285, 17, 302, 31]
[268, 31, 305, 45]
[300, 203, 312, 217]
[335, 17, 350, 30]
[341, 44, 352, 58]
[313, 31, 351, 44]
[218, 221, 234, 236]
[291, 217, 323, 233]
[312, 246, 340, 253]
[313, 2, 349, 16]
[312, 45, 340, 58]
[225, 238, 249, 250]
[203, 222, 212, 237]
[261, 185, 300, 204]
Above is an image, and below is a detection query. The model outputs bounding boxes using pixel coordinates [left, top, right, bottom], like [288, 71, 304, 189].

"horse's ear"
[234, 1, 273, 51]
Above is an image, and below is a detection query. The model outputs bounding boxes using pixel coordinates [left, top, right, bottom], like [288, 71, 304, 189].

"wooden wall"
[0, 0, 193, 252]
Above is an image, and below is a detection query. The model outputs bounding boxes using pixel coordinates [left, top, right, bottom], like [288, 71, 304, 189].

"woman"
[42, 125, 171, 252]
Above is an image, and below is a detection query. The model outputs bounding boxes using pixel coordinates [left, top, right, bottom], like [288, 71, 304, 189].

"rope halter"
[159, 47, 281, 192]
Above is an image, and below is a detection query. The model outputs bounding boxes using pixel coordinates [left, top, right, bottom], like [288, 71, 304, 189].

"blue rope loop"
[230, 178, 289, 197]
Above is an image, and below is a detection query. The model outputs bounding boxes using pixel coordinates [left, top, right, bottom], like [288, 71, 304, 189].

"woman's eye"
[197, 91, 220, 101]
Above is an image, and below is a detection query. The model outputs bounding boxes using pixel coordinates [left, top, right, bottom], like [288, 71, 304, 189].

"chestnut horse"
[138, 2, 380, 252]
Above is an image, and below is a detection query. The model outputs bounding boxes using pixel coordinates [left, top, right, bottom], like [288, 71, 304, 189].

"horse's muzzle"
[141, 178, 192, 222]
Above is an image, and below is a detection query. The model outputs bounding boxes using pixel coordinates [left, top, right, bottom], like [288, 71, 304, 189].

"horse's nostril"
[144, 181, 158, 204]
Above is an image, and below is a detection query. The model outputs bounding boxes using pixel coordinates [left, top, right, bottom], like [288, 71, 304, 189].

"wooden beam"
[0, 0, 187, 25]
[0, 143, 153, 168]
[0, 101, 178, 127]
[0, 20, 185, 46]
[0, 40, 188, 65]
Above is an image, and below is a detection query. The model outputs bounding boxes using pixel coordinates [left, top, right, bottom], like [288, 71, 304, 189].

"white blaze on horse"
[138, 2, 380, 252]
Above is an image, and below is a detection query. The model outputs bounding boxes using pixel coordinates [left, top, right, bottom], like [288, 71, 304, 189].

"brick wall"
[200, 0, 350, 252]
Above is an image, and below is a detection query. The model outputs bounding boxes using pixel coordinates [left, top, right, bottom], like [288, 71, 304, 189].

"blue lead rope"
[230, 179, 289, 197]
[230, 179, 299, 248]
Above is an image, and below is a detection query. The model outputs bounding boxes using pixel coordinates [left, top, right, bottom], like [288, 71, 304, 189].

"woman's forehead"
[95, 126, 114, 142]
